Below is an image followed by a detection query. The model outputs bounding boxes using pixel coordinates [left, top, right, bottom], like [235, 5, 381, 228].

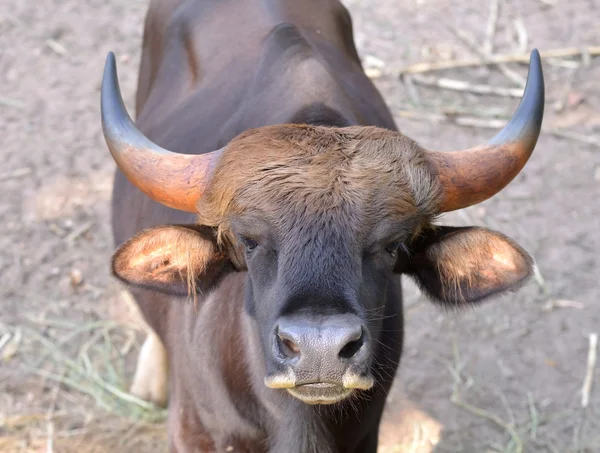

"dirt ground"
[1, 0, 599, 452]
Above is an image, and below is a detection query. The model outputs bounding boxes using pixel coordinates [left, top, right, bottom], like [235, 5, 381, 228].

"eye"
[240, 236, 258, 251]
[385, 241, 401, 257]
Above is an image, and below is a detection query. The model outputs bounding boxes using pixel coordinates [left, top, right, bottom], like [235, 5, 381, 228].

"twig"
[514, 18, 528, 54]
[496, 387, 516, 426]
[0, 96, 25, 110]
[46, 421, 54, 453]
[411, 74, 523, 97]
[477, 121, 600, 150]
[400, 46, 600, 74]
[581, 333, 598, 407]
[444, 341, 523, 452]
[0, 333, 11, 353]
[527, 392, 539, 440]
[46, 371, 63, 420]
[449, 26, 526, 87]
[546, 58, 581, 69]
[24, 326, 163, 414]
[396, 107, 600, 149]
[550, 129, 600, 148]
[25, 366, 112, 411]
[45, 39, 67, 56]
[400, 74, 422, 107]
[65, 221, 93, 243]
[89, 372, 158, 410]
[483, 0, 500, 56]
[454, 116, 506, 128]
[542, 299, 585, 311]
[530, 263, 550, 295]
[119, 328, 137, 355]
[451, 395, 523, 452]
[0, 167, 32, 181]
[395, 109, 445, 123]
[1, 327, 22, 360]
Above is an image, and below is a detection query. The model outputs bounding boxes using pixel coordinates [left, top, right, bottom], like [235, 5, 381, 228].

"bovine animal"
[101, 1, 545, 452]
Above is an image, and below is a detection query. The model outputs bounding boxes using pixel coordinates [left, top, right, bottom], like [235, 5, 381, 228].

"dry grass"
[0, 320, 168, 453]
[1, 0, 598, 451]
[430, 339, 600, 453]
[0, 415, 167, 453]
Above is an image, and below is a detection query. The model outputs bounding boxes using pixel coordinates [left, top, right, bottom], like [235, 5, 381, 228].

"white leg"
[130, 329, 169, 407]
[119, 290, 169, 407]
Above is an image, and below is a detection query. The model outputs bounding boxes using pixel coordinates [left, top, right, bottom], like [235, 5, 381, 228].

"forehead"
[198, 124, 440, 234]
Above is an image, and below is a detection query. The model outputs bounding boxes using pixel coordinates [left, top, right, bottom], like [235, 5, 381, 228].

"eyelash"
[385, 241, 401, 257]
[239, 236, 258, 251]
[240, 236, 405, 258]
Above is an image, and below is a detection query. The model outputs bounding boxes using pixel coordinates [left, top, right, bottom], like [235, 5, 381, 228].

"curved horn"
[427, 49, 544, 213]
[101, 52, 222, 212]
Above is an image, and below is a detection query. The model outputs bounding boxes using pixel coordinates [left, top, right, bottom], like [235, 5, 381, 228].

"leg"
[120, 290, 169, 407]
[130, 328, 169, 407]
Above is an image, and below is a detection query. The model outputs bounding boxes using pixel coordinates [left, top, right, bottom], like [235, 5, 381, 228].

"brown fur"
[112, 225, 231, 297]
[407, 226, 533, 305]
[197, 124, 442, 266]
[108, 1, 535, 451]
[429, 228, 532, 303]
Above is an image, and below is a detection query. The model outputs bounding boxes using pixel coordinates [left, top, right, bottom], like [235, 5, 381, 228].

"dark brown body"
[113, 1, 401, 452]
[108, 0, 544, 451]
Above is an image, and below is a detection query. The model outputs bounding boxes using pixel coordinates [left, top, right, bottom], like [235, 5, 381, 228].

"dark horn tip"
[101, 51, 135, 140]
[488, 48, 545, 147]
[102, 52, 118, 96]
[105, 51, 116, 64]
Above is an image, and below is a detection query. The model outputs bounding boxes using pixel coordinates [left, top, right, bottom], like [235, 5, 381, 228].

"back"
[113, 0, 397, 245]
[134, 0, 396, 152]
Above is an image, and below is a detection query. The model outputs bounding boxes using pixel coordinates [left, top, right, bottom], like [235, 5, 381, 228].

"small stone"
[365, 67, 382, 79]
[363, 55, 385, 69]
[567, 91, 584, 108]
[69, 268, 83, 287]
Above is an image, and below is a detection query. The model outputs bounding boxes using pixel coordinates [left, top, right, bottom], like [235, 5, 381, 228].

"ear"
[399, 226, 533, 306]
[112, 225, 234, 297]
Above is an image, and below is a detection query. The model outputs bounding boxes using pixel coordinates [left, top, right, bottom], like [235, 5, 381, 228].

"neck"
[270, 402, 336, 453]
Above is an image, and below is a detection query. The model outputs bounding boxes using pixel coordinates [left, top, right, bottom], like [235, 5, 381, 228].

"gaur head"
[102, 50, 544, 405]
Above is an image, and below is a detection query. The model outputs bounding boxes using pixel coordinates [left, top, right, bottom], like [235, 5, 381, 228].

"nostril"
[338, 329, 365, 360]
[282, 338, 300, 354]
[276, 330, 301, 359]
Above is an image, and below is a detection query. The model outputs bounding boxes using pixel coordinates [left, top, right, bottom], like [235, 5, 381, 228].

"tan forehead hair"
[197, 124, 441, 234]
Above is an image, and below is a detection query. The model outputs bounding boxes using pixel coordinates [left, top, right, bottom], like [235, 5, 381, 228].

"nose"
[274, 315, 369, 369]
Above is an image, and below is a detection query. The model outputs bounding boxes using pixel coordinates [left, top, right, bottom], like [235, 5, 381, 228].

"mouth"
[286, 382, 353, 405]
[265, 371, 374, 405]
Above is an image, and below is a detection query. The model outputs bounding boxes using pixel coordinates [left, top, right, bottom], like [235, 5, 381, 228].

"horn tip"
[529, 48, 542, 75]
[488, 47, 544, 147]
[104, 52, 116, 71]
[102, 52, 117, 83]
[101, 49, 132, 148]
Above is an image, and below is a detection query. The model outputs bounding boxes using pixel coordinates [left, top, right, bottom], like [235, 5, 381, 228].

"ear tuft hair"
[403, 226, 533, 306]
[112, 224, 234, 297]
